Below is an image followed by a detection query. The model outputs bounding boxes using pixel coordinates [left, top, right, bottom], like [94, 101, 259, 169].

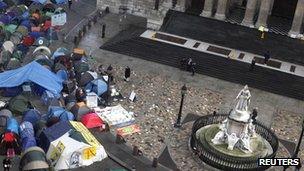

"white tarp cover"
[46, 131, 107, 170]
[94, 105, 135, 127]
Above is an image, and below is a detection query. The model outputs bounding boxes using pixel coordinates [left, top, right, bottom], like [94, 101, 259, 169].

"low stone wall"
[97, 0, 185, 30]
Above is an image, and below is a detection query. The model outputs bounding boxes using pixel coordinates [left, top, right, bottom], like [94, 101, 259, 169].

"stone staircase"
[101, 31, 304, 100]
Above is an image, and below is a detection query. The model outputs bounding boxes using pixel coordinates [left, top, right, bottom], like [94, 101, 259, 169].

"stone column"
[289, 0, 304, 37]
[215, 0, 229, 20]
[201, 0, 214, 17]
[255, 0, 272, 28]
[241, 0, 258, 28]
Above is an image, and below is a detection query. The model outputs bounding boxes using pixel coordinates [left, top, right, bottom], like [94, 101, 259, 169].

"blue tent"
[56, 69, 68, 81]
[85, 79, 108, 96]
[48, 106, 74, 121]
[23, 109, 41, 126]
[50, 0, 67, 4]
[6, 117, 19, 135]
[20, 121, 36, 151]
[20, 19, 31, 30]
[51, 47, 69, 60]
[31, 0, 47, 4]
[0, 2, 8, 10]
[29, 31, 44, 39]
[38, 121, 73, 152]
[0, 61, 63, 97]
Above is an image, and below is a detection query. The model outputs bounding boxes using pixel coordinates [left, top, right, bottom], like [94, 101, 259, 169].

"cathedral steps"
[101, 33, 304, 100]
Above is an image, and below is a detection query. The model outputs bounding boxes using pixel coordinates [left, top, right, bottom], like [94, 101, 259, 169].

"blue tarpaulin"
[50, 0, 67, 4]
[48, 106, 74, 121]
[23, 109, 41, 126]
[0, 2, 8, 10]
[0, 61, 63, 97]
[85, 79, 107, 96]
[51, 47, 69, 60]
[56, 69, 68, 81]
[31, 0, 47, 4]
[6, 117, 19, 134]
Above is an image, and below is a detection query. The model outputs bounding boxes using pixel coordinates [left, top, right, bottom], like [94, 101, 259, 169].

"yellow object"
[258, 26, 265, 32]
[73, 48, 85, 55]
[50, 141, 65, 164]
[82, 147, 97, 160]
[70, 121, 101, 147]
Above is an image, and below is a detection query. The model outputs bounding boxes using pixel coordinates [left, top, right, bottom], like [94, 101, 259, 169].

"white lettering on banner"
[51, 13, 67, 26]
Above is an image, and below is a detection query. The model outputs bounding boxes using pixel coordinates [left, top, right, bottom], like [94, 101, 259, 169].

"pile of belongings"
[93, 105, 135, 127]
[38, 121, 107, 170]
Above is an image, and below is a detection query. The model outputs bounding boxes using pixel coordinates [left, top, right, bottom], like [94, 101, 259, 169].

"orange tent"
[81, 113, 103, 129]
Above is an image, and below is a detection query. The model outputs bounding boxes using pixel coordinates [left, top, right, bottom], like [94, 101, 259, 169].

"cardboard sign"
[129, 91, 136, 102]
[51, 12, 67, 26]
[50, 141, 65, 165]
[70, 121, 101, 147]
[117, 124, 140, 136]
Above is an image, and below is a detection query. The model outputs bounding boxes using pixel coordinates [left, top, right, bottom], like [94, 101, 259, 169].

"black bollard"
[105, 6, 109, 13]
[102, 24, 106, 38]
[132, 146, 139, 156]
[83, 25, 86, 34]
[152, 158, 158, 167]
[73, 36, 78, 45]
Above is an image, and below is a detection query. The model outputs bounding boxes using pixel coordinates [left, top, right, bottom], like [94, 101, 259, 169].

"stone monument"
[212, 85, 256, 153]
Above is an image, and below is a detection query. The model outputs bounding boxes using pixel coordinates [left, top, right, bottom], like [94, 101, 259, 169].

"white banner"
[51, 13, 67, 26]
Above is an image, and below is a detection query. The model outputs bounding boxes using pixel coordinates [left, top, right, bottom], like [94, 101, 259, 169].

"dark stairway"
[185, 0, 204, 16]
[101, 31, 304, 100]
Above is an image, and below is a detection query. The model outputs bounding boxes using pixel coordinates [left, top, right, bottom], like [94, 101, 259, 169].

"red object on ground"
[22, 36, 35, 46]
[81, 112, 103, 129]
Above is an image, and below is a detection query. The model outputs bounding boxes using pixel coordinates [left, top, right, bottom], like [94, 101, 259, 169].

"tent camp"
[39, 121, 107, 170]
[0, 61, 63, 97]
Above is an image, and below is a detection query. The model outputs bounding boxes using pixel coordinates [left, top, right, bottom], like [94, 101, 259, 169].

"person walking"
[124, 66, 131, 82]
[251, 108, 258, 124]
[3, 157, 11, 171]
[190, 62, 196, 76]
[263, 51, 270, 64]
[68, 0, 72, 9]
[249, 58, 256, 71]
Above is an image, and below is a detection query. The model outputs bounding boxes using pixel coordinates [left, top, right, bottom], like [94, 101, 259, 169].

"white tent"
[46, 131, 107, 170]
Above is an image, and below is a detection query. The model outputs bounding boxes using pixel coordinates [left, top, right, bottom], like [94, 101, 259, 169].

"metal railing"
[190, 114, 279, 171]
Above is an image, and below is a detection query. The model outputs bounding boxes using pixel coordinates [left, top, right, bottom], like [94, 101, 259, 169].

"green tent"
[10, 31, 23, 45]
[0, 50, 12, 65]
[8, 95, 32, 116]
[4, 24, 17, 34]
[12, 50, 23, 61]
[6, 58, 21, 70]
[16, 25, 29, 37]
[74, 62, 89, 74]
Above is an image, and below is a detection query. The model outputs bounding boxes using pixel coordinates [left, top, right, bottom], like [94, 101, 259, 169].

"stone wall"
[97, 0, 185, 30]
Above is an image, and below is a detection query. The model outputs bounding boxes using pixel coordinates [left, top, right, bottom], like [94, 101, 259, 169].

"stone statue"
[234, 85, 251, 112]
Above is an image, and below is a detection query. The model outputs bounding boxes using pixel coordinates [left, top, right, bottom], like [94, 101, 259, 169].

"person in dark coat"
[263, 51, 270, 64]
[124, 66, 131, 82]
[190, 62, 196, 76]
[76, 88, 86, 102]
[106, 65, 114, 82]
[3, 157, 11, 171]
[249, 58, 256, 71]
[251, 108, 258, 124]
[180, 58, 187, 70]
[68, 0, 72, 9]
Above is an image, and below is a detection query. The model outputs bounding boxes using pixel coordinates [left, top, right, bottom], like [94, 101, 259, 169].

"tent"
[8, 95, 31, 116]
[50, 0, 67, 4]
[34, 37, 50, 47]
[16, 44, 29, 55]
[20, 121, 36, 151]
[6, 58, 21, 70]
[45, 28, 58, 40]
[0, 14, 12, 24]
[34, 120, 47, 140]
[35, 58, 53, 68]
[70, 102, 91, 120]
[16, 25, 29, 37]
[39, 121, 107, 170]
[6, 117, 19, 135]
[20, 146, 49, 170]
[2, 40, 14, 53]
[56, 69, 68, 81]
[79, 71, 98, 87]
[48, 106, 74, 122]
[10, 31, 23, 44]
[0, 2, 8, 11]
[52, 47, 69, 60]
[12, 50, 23, 61]
[85, 79, 108, 96]
[0, 61, 63, 97]
[42, 3, 55, 13]
[0, 131, 21, 156]
[0, 110, 12, 127]
[41, 90, 56, 106]
[20, 19, 31, 30]
[74, 61, 89, 74]
[81, 113, 103, 129]
[23, 109, 41, 126]
[2, 86, 22, 97]
[0, 50, 12, 66]
[4, 24, 17, 34]
[22, 35, 35, 46]
[29, 31, 44, 39]
[33, 46, 51, 57]
[31, 0, 48, 4]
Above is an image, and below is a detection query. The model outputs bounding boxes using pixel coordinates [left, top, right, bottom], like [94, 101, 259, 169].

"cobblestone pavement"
[77, 13, 304, 171]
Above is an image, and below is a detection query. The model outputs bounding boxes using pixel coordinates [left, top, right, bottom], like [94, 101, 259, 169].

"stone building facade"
[97, 0, 304, 38]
